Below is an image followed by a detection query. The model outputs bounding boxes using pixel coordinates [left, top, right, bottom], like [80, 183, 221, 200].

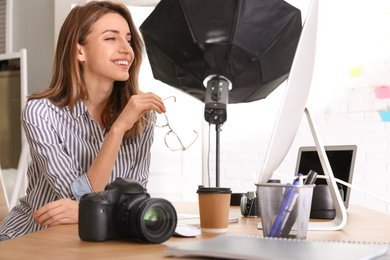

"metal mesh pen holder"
[256, 183, 315, 239]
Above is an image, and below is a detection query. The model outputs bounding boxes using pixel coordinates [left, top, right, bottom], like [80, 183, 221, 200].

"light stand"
[204, 75, 231, 187]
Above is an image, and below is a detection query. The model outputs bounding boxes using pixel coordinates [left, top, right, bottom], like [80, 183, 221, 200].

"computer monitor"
[257, 0, 318, 184]
[257, 0, 348, 230]
[294, 145, 357, 208]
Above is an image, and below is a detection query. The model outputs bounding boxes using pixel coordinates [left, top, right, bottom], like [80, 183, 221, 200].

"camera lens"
[143, 205, 169, 234]
[118, 197, 177, 244]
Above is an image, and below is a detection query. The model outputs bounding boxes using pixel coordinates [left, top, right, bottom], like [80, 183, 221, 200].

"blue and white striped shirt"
[0, 98, 154, 238]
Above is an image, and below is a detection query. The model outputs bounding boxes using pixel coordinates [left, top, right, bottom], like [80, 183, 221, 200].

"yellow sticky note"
[350, 66, 360, 77]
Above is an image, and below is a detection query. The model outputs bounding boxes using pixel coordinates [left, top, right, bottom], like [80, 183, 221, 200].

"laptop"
[0, 168, 10, 221]
[294, 145, 357, 208]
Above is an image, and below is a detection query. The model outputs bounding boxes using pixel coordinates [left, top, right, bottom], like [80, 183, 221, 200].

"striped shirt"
[0, 98, 154, 238]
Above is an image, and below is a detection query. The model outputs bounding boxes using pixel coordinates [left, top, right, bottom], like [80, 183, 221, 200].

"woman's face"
[77, 12, 134, 86]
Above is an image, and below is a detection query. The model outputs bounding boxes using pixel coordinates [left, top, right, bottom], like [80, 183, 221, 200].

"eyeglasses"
[152, 96, 199, 151]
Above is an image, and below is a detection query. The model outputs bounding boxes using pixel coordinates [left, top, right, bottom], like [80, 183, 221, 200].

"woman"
[0, 1, 165, 240]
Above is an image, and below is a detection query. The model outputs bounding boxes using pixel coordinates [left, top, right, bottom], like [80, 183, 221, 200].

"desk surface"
[0, 203, 389, 260]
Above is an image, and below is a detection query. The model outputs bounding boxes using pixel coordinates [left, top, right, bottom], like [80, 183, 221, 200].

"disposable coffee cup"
[197, 186, 232, 233]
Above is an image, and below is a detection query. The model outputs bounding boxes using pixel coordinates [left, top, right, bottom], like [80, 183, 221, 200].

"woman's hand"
[33, 198, 79, 228]
[113, 92, 166, 134]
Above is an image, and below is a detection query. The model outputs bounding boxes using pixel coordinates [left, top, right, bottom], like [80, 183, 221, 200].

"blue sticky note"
[380, 110, 390, 122]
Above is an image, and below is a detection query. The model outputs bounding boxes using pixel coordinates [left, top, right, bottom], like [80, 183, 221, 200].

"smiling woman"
[0, 1, 166, 240]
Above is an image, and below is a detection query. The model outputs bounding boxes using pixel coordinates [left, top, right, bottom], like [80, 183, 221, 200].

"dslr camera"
[78, 178, 177, 244]
[240, 191, 259, 217]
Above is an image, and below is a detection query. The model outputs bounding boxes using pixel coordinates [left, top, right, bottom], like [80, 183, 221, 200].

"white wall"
[11, 0, 54, 94]
[304, 0, 390, 214]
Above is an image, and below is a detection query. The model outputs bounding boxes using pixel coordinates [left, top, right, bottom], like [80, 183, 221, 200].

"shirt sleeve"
[22, 100, 85, 200]
[70, 174, 94, 201]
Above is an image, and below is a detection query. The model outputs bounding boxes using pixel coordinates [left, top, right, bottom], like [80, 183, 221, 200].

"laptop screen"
[294, 145, 357, 208]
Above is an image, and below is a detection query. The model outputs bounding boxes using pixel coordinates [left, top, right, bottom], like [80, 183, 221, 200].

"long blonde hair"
[28, 1, 146, 139]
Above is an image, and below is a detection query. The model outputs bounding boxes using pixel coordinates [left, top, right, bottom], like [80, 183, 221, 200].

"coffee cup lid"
[197, 185, 232, 194]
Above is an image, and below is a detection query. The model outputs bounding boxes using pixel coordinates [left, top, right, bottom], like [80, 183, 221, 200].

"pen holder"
[256, 183, 315, 239]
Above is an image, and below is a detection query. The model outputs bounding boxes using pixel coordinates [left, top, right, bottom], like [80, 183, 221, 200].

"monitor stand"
[257, 108, 347, 231]
[304, 107, 347, 230]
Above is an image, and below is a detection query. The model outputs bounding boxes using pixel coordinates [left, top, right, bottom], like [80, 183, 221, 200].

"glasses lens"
[155, 113, 168, 127]
[165, 131, 183, 151]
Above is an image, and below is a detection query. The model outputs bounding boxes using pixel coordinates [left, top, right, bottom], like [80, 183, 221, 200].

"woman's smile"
[112, 59, 130, 69]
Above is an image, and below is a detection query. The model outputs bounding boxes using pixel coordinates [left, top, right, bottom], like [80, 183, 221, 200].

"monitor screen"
[257, 0, 318, 183]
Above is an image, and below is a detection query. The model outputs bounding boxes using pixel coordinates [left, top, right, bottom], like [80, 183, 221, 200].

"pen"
[279, 176, 301, 234]
[269, 179, 299, 237]
[304, 170, 318, 185]
[298, 173, 304, 185]
[280, 170, 318, 237]
[268, 183, 292, 237]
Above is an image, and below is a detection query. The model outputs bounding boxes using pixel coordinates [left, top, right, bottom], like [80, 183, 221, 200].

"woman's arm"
[23, 100, 85, 227]
[32, 93, 165, 227]
[86, 92, 165, 192]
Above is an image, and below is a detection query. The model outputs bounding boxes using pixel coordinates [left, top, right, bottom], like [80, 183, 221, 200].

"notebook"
[165, 234, 388, 260]
[0, 168, 10, 221]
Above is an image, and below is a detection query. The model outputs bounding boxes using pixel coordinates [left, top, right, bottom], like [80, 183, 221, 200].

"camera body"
[240, 191, 259, 217]
[79, 178, 177, 244]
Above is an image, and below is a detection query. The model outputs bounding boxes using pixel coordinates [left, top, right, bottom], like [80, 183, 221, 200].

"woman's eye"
[106, 37, 115, 41]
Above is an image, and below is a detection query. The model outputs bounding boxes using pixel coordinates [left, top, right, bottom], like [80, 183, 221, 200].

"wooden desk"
[0, 203, 389, 260]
